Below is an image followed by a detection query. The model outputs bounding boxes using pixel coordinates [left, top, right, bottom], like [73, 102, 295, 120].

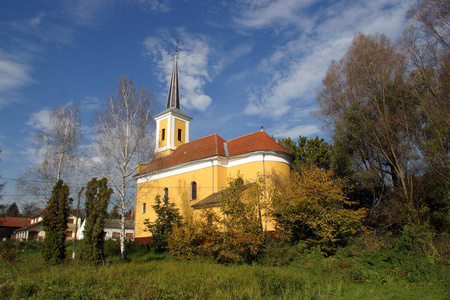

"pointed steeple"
[166, 49, 180, 109]
[154, 48, 192, 158]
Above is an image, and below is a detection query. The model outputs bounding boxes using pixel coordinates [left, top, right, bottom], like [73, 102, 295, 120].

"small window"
[67, 218, 74, 224]
[178, 129, 182, 141]
[190, 182, 197, 200]
[161, 128, 166, 141]
[142, 203, 146, 214]
[126, 233, 134, 240]
[65, 231, 72, 238]
[112, 232, 120, 239]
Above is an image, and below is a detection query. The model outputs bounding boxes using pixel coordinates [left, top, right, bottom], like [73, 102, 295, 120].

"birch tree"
[17, 104, 82, 203]
[94, 75, 155, 260]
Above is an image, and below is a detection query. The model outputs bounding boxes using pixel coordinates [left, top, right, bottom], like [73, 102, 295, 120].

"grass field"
[1, 240, 449, 299]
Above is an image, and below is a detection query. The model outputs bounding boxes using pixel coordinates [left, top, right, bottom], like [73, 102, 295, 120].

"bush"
[103, 239, 121, 257]
[270, 168, 367, 254]
[168, 222, 203, 260]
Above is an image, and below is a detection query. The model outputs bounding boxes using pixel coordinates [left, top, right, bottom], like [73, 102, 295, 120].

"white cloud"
[236, 0, 411, 119]
[20, 146, 45, 166]
[0, 54, 33, 109]
[271, 124, 320, 139]
[233, 0, 314, 29]
[26, 109, 52, 130]
[143, 30, 214, 111]
[0, 58, 33, 93]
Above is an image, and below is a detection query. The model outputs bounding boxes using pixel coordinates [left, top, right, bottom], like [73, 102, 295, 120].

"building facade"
[14, 209, 82, 241]
[134, 50, 291, 243]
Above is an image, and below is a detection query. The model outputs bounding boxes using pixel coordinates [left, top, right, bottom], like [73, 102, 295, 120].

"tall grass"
[0, 236, 449, 299]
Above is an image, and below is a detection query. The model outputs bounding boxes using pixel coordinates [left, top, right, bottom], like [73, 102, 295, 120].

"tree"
[94, 76, 155, 260]
[269, 168, 367, 254]
[109, 204, 120, 219]
[215, 174, 265, 264]
[401, 0, 450, 181]
[42, 180, 72, 265]
[20, 202, 42, 218]
[144, 195, 182, 253]
[278, 136, 332, 173]
[17, 104, 82, 203]
[6, 203, 20, 217]
[317, 32, 429, 227]
[81, 177, 113, 264]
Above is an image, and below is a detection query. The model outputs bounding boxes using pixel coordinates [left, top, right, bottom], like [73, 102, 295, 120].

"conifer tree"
[6, 203, 20, 217]
[81, 177, 113, 264]
[144, 195, 182, 253]
[42, 180, 72, 265]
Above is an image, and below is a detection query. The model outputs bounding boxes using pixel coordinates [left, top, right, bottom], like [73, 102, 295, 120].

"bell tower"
[154, 49, 192, 157]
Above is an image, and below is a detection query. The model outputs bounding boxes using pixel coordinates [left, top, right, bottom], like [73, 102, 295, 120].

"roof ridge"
[227, 130, 263, 143]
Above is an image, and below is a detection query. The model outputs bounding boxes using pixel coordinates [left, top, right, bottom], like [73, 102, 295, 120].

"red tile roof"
[0, 217, 31, 228]
[136, 131, 290, 176]
[227, 131, 290, 156]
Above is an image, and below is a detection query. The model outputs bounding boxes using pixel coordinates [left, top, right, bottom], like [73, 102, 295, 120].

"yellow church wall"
[174, 118, 186, 147]
[135, 159, 290, 238]
[215, 165, 228, 192]
[158, 118, 168, 148]
[136, 165, 219, 238]
[227, 160, 291, 183]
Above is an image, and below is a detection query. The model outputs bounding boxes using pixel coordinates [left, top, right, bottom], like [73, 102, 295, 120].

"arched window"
[190, 181, 197, 200]
[163, 188, 168, 205]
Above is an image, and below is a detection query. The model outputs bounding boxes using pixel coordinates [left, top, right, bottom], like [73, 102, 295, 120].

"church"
[134, 50, 292, 243]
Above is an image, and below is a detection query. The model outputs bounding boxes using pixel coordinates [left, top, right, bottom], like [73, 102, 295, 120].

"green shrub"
[103, 239, 121, 257]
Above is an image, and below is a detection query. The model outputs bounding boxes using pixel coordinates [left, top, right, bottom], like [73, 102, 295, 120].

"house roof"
[0, 217, 30, 228]
[14, 220, 42, 233]
[29, 208, 80, 219]
[105, 219, 135, 230]
[136, 130, 290, 176]
[191, 182, 256, 210]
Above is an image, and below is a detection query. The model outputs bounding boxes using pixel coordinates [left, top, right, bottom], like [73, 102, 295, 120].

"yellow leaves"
[270, 166, 367, 253]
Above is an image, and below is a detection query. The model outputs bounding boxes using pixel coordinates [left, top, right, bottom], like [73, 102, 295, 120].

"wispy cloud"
[125, 0, 171, 12]
[232, 0, 315, 30]
[271, 124, 320, 139]
[233, 0, 412, 123]
[0, 53, 33, 109]
[0, 57, 33, 93]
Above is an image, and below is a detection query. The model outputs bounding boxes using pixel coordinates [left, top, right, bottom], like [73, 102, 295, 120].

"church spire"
[154, 45, 192, 158]
[166, 49, 180, 109]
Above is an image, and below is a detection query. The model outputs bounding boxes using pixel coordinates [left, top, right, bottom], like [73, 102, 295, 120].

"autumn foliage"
[270, 168, 367, 254]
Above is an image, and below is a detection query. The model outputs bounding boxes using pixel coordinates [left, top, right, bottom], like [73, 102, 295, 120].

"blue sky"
[0, 0, 412, 203]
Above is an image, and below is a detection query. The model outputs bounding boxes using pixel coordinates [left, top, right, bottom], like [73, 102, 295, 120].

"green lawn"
[1, 241, 449, 299]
